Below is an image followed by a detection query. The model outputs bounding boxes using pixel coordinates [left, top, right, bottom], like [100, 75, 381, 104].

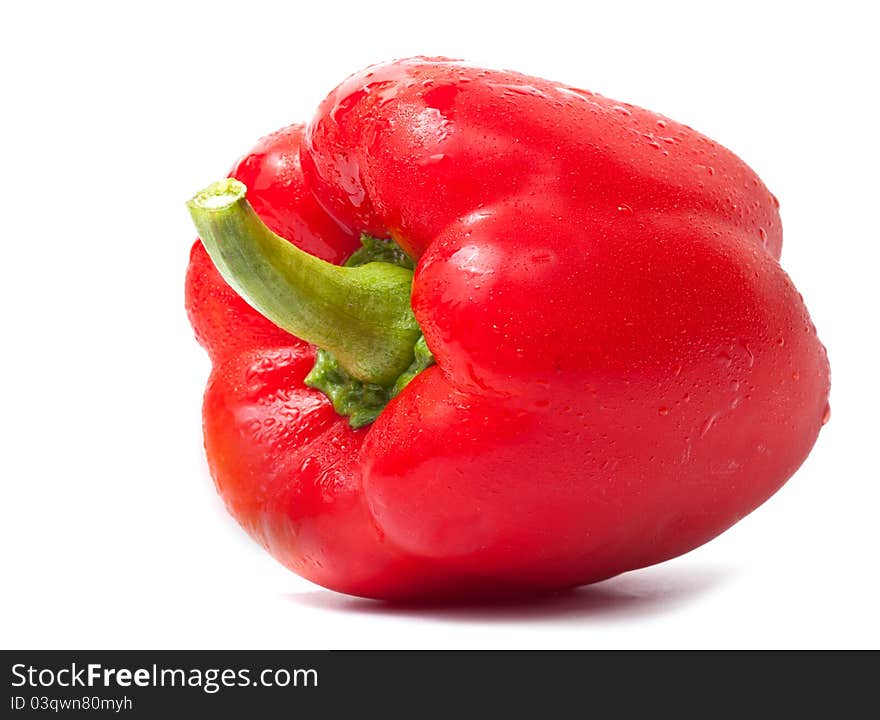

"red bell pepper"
[186, 58, 830, 600]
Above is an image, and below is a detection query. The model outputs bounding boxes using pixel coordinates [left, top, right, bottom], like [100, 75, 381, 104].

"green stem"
[187, 179, 422, 387]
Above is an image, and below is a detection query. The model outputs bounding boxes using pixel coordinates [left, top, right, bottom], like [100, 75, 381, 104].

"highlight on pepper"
[185, 57, 830, 600]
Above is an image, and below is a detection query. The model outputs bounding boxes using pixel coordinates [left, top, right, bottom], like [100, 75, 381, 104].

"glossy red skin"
[186, 58, 829, 599]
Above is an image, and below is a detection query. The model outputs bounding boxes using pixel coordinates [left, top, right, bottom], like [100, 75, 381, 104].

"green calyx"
[346, 233, 415, 270]
[304, 235, 434, 427]
[187, 179, 434, 428]
[306, 335, 434, 428]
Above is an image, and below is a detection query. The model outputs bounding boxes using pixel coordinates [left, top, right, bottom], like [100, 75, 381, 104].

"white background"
[1, 1, 877, 649]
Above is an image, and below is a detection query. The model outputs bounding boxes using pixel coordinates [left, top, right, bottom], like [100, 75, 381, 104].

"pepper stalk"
[187, 179, 425, 395]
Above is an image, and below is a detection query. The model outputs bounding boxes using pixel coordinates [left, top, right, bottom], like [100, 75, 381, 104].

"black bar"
[2, 650, 875, 715]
